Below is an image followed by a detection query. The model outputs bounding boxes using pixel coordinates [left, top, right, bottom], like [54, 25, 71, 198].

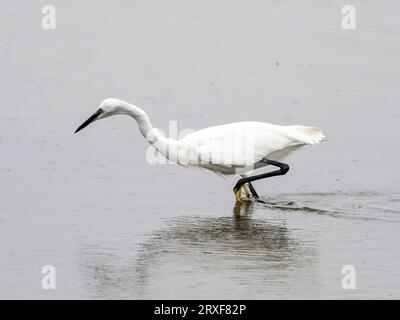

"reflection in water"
[78, 202, 318, 299]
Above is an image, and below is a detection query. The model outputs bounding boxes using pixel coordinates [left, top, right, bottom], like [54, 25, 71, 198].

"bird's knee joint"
[280, 164, 289, 174]
[234, 179, 246, 190]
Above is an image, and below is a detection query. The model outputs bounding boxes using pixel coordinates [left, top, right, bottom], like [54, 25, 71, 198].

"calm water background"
[1, 0, 400, 299]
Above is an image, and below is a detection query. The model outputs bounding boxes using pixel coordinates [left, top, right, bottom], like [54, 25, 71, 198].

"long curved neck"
[120, 102, 179, 162]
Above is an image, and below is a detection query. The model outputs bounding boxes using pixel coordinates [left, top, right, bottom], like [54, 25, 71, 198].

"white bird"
[75, 98, 325, 201]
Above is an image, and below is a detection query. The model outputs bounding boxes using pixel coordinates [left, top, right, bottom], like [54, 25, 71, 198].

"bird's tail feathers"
[290, 125, 326, 145]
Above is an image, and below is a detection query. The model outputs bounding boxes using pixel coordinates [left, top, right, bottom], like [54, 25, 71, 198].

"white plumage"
[75, 98, 325, 200]
[178, 121, 324, 176]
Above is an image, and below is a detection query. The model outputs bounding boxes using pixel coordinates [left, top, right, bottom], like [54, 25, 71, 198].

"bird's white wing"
[178, 121, 325, 169]
[178, 123, 263, 168]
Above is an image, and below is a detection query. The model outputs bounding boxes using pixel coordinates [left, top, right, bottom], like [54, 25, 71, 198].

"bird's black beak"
[74, 109, 103, 134]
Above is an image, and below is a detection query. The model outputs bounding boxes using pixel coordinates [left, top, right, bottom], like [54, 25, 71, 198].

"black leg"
[247, 182, 259, 199]
[233, 159, 289, 198]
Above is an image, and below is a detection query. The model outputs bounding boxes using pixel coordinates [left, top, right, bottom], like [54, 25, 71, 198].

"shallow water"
[1, 0, 400, 299]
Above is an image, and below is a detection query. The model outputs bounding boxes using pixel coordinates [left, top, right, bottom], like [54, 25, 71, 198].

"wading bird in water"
[75, 98, 325, 201]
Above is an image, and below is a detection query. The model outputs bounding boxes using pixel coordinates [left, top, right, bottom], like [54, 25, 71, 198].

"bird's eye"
[98, 108, 104, 113]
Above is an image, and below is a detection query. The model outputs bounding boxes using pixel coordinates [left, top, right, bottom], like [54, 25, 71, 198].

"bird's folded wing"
[178, 122, 325, 168]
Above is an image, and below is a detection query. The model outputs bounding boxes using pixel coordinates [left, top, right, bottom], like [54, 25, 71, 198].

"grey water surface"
[1, 0, 400, 299]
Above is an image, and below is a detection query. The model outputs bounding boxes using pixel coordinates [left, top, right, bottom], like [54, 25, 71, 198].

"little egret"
[75, 98, 325, 201]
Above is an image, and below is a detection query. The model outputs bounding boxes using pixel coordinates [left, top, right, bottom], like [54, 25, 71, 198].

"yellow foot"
[233, 187, 242, 202]
[243, 183, 252, 198]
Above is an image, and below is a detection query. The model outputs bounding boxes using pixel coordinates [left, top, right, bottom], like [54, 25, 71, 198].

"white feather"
[177, 121, 325, 175]
[76, 99, 325, 178]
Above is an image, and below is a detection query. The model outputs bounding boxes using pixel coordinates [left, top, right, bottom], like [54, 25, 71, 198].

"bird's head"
[74, 98, 130, 133]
